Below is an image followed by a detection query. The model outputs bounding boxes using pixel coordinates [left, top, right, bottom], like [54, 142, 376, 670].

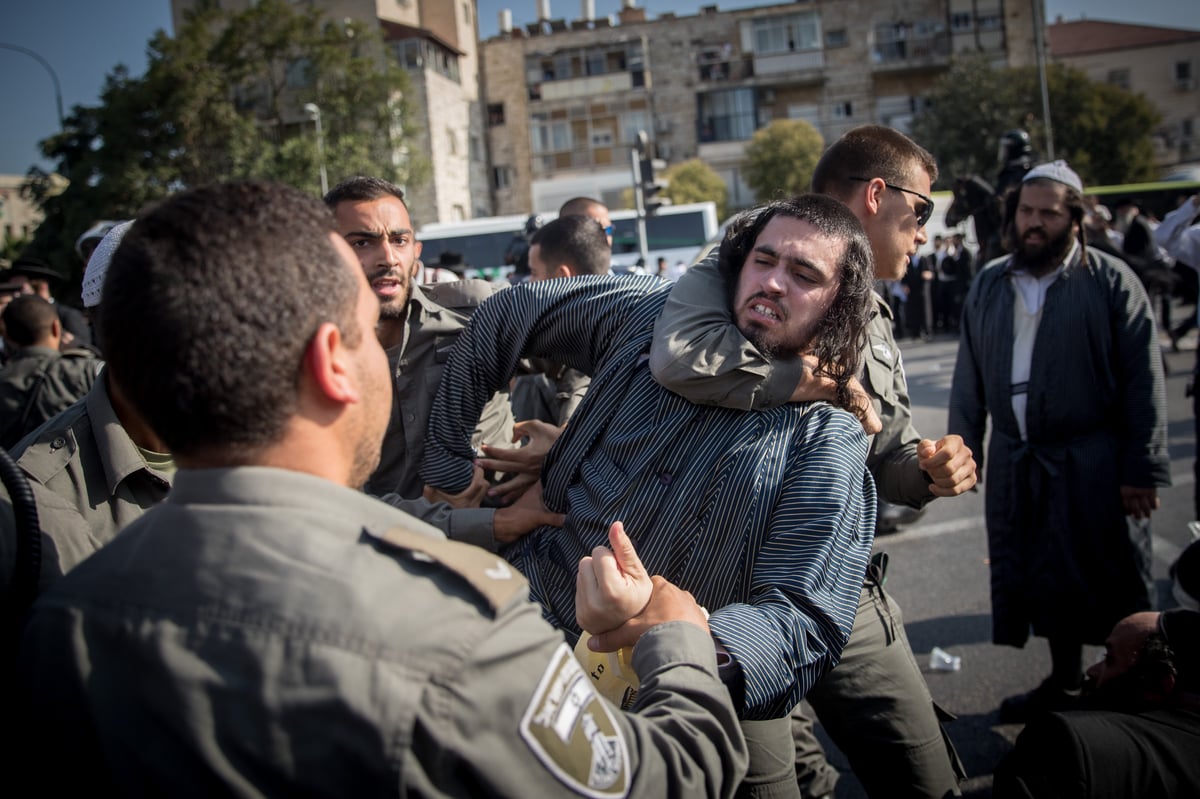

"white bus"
[417, 202, 720, 281]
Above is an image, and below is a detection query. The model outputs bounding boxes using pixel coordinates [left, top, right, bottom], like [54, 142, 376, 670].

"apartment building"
[170, 0, 488, 227]
[481, 0, 1037, 215]
[1048, 19, 1200, 174]
[0, 173, 62, 263]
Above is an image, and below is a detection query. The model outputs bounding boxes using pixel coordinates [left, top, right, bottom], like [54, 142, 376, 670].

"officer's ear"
[304, 322, 360, 406]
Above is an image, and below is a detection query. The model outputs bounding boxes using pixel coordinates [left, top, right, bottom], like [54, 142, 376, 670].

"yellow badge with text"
[573, 634, 641, 711]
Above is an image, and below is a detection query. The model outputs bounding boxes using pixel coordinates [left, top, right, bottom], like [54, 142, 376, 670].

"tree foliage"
[21, 0, 426, 293]
[912, 53, 1160, 191]
[742, 119, 824, 203]
[663, 159, 729, 220]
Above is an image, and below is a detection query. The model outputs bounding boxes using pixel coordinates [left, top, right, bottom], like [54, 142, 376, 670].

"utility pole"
[303, 103, 329, 196]
[1032, 0, 1055, 159]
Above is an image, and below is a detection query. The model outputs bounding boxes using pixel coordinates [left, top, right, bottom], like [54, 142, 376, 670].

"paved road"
[813, 329, 1196, 798]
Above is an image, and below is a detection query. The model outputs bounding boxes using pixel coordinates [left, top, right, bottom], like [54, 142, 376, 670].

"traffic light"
[635, 131, 669, 216]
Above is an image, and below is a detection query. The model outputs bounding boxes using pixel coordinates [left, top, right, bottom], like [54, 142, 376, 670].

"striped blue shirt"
[423, 274, 876, 719]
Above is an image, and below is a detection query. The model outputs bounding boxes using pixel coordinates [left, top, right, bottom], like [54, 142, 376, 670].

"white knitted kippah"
[81, 220, 132, 308]
[1022, 159, 1083, 194]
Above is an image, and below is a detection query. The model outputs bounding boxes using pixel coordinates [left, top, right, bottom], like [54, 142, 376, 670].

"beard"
[370, 267, 413, 320]
[741, 319, 815, 360]
[1012, 223, 1075, 275]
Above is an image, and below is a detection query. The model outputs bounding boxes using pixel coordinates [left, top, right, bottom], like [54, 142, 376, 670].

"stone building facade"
[0, 174, 46, 257]
[1048, 19, 1200, 174]
[170, 0, 487, 228]
[481, 0, 1037, 216]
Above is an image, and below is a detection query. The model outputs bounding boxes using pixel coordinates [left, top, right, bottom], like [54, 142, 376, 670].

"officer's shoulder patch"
[367, 524, 527, 612]
[520, 643, 631, 799]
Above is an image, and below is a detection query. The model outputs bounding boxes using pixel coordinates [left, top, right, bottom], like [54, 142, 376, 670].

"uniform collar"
[87, 376, 173, 493]
[872, 289, 894, 320]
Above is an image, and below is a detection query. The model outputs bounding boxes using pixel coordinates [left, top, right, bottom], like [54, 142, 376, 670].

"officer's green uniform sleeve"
[649, 254, 803, 410]
[377, 494, 497, 551]
[403, 598, 748, 799]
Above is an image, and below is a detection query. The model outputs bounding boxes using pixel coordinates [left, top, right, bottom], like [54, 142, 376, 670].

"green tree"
[22, 0, 426, 294]
[663, 159, 729, 220]
[913, 54, 1159, 190]
[742, 119, 824, 203]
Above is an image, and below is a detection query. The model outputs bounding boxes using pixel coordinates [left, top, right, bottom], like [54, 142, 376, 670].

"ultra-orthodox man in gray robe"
[949, 244, 1170, 648]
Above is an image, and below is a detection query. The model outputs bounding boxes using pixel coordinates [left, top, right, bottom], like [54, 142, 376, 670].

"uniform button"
[406, 413, 416, 423]
[658, 471, 672, 487]
[50, 437, 67, 450]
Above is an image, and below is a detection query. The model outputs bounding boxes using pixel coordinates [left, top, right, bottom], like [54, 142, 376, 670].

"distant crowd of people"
[0, 123, 1197, 799]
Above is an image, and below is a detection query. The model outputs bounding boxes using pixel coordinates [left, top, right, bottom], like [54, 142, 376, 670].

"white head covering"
[1022, 159, 1083, 194]
[81, 220, 132, 309]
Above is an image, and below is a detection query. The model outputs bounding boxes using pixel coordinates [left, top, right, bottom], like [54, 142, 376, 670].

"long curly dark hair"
[716, 194, 875, 413]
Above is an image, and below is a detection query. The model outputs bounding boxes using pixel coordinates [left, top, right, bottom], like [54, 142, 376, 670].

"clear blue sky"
[2, 0, 1196, 175]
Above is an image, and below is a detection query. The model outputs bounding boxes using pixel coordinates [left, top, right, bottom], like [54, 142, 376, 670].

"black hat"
[438, 251, 467, 274]
[10, 257, 64, 284]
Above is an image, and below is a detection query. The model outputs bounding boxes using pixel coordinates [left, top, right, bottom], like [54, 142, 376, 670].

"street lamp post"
[303, 102, 329, 196]
[0, 42, 65, 129]
[1032, 0, 1055, 159]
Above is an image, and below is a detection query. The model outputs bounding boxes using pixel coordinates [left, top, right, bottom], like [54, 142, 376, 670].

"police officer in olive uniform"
[324, 177, 516, 504]
[0, 295, 102, 449]
[1, 222, 172, 624]
[16, 181, 749, 798]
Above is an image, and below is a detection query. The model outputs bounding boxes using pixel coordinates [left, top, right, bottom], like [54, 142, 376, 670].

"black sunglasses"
[848, 176, 934, 227]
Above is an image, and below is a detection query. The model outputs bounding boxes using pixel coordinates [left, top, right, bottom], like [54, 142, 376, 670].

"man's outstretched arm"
[422, 275, 662, 494]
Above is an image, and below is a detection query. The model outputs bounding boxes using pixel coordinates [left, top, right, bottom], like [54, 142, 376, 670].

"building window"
[531, 120, 572, 154]
[698, 87, 756, 142]
[832, 101, 853, 119]
[492, 166, 512, 189]
[750, 12, 819, 55]
[591, 128, 614, 147]
[526, 42, 643, 85]
[825, 29, 848, 48]
[286, 58, 312, 88]
[976, 13, 1002, 30]
[1107, 69, 1131, 90]
[621, 110, 650, 143]
[447, 128, 457, 156]
[469, 134, 483, 162]
[873, 19, 947, 62]
[487, 103, 505, 126]
[698, 44, 734, 81]
[950, 12, 972, 32]
[391, 38, 460, 83]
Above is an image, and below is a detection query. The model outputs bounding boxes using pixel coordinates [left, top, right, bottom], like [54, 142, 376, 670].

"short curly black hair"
[97, 181, 360, 462]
